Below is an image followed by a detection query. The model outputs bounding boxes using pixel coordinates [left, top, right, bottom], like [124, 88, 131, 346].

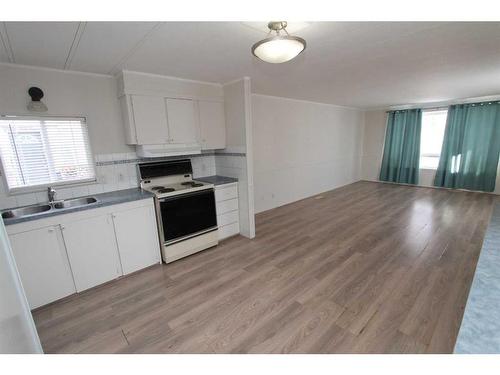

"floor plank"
[32, 181, 495, 353]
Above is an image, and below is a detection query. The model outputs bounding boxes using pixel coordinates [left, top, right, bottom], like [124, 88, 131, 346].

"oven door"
[158, 189, 217, 244]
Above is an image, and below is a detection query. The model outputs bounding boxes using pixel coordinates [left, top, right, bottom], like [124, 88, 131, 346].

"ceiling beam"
[107, 22, 162, 76]
[0, 22, 15, 63]
[64, 22, 86, 70]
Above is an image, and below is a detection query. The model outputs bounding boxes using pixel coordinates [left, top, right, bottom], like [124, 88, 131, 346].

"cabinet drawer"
[216, 198, 238, 215]
[215, 185, 238, 202]
[218, 222, 240, 240]
[217, 210, 239, 227]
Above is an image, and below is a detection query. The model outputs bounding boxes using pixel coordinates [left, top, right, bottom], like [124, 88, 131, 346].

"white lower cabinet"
[215, 183, 240, 240]
[7, 198, 161, 309]
[62, 215, 122, 292]
[112, 205, 160, 275]
[9, 226, 76, 309]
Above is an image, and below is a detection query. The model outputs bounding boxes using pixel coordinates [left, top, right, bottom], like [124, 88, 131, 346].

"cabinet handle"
[48, 228, 54, 233]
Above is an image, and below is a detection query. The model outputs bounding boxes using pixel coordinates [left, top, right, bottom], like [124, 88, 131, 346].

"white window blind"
[0, 116, 96, 192]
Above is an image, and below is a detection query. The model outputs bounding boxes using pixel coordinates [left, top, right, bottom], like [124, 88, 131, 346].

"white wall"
[219, 78, 255, 238]
[252, 94, 364, 214]
[361, 109, 500, 194]
[222, 79, 247, 154]
[0, 63, 132, 154]
[0, 63, 219, 209]
[118, 70, 224, 100]
[360, 110, 386, 181]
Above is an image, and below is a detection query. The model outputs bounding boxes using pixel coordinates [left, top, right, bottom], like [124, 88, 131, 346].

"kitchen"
[0, 65, 254, 307]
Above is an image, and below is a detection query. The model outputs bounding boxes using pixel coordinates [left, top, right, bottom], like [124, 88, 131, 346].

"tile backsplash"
[0, 152, 216, 210]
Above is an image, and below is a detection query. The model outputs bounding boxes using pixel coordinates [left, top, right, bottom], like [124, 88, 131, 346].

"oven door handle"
[158, 188, 215, 202]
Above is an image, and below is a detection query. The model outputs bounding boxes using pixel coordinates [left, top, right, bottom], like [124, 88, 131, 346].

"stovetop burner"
[151, 186, 165, 190]
[181, 181, 204, 187]
[157, 187, 175, 193]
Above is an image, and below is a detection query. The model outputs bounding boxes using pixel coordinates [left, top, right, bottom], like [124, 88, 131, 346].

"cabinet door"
[198, 100, 226, 150]
[112, 205, 160, 275]
[131, 95, 169, 144]
[166, 98, 198, 144]
[10, 226, 76, 309]
[62, 215, 122, 292]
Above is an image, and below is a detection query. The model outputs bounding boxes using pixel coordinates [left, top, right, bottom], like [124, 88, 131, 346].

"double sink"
[1, 197, 98, 219]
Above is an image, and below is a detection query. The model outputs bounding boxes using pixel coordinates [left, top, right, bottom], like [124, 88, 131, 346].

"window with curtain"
[379, 109, 422, 185]
[433, 102, 500, 192]
[419, 109, 448, 169]
[0, 116, 96, 192]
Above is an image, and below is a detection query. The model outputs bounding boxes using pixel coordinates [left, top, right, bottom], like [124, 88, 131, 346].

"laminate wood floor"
[32, 181, 496, 353]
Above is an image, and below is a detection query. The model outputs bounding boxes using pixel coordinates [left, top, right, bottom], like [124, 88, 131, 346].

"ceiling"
[1, 22, 500, 109]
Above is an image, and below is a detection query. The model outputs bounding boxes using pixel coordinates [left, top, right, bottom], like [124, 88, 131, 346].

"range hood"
[136, 143, 202, 158]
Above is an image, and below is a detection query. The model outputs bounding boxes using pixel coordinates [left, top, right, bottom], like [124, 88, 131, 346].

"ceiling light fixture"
[251, 21, 306, 64]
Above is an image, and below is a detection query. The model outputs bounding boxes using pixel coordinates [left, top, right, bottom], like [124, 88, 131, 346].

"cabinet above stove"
[117, 71, 226, 156]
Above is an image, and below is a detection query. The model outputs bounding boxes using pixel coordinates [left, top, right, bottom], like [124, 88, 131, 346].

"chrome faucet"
[47, 187, 56, 203]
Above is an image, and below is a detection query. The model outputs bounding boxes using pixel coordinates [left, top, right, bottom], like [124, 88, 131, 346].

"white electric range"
[138, 159, 218, 263]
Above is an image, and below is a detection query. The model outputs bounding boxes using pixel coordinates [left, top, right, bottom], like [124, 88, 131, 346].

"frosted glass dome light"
[251, 21, 306, 64]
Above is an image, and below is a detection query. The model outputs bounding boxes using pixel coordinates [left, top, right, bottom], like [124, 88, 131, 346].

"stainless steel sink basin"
[1, 196, 99, 220]
[53, 197, 98, 209]
[1, 204, 52, 219]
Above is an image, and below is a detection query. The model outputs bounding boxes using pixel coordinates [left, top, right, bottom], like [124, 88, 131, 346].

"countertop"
[196, 175, 238, 186]
[2, 188, 155, 226]
[454, 202, 500, 353]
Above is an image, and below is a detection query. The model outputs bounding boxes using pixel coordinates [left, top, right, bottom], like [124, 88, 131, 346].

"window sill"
[419, 168, 438, 171]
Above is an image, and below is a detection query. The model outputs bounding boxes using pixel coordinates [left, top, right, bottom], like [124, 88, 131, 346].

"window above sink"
[0, 115, 96, 193]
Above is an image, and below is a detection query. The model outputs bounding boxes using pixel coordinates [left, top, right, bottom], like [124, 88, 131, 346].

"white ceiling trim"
[222, 76, 250, 87]
[64, 22, 86, 70]
[251, 93, 362, 111]
[107, 22, 163, 75]
[120, 69, 224, 87]
[0, 22, 15, 63]
[0, 61, 114, 79]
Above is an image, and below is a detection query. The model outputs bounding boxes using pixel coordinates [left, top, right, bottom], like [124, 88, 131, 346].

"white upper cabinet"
[198, 100, 226, 150]
[62, 215, 122, 292]
[131, 95, 169, 144]
[118, 71, 226, 152]
[9, 225, 76, 309]
[165, 98, 198, 144]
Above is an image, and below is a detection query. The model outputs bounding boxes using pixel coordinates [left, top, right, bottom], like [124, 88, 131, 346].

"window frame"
[0, 114, 97, 195]
[419, 108, 448, 170]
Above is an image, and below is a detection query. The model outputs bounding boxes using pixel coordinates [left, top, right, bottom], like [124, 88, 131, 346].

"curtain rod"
[386, 100, 500, 113]
[384, 94, 500, 113]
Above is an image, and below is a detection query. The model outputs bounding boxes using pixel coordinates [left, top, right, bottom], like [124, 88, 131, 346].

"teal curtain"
[379, 109, 422, 185]
[434, 102, 500, 192]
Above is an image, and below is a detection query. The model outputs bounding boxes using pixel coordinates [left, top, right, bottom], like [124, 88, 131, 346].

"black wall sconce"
[27, 86, 48, 112]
